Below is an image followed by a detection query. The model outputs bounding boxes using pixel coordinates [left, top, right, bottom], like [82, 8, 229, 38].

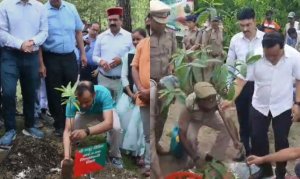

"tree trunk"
[117, 0, 132, 32]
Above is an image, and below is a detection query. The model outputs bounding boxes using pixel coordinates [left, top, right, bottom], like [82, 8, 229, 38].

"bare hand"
[131, 93, 138, 102]
[109, 57, 122, 69]
[70, 129, 87, 141]
[139, 89, 150, 103]
[99, 60, 111, 72]
[61, 158, 73, 168]
[219, 100, 233, 111]
[81, 55, 87, 68]
[21, 40, 34, 53]
[91, 69, 99, 78]
[247, 155, 264, 165]
[39, 64, 47, 78]
[292, 104, 300, 122]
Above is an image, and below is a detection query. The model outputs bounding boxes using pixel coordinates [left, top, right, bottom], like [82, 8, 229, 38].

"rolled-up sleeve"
[32, 6, 48, 46]
[0, 4, 23, 49]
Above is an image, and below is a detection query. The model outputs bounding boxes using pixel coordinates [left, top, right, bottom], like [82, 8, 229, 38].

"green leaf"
[158, 90, 170, 99]
[239, 63, 248, 77]
[226, 83, 235, 100]
[160, 93, 175, 112]
[212, 2, 224, 6]
[54, 88, 65, 92]
[189, 62, 207, 68]
[206, 58, 223, 64]
[176, 63, 190, 71]
[246, 54, 261, 65]
[73, 101, 80, 111]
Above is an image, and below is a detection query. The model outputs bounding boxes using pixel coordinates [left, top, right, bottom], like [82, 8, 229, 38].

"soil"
[0, 135, 63, 179]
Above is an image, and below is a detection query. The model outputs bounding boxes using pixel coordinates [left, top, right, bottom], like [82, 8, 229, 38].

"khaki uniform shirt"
[202, 27, 223, 56]
[182, 27, 202, 50]
[150, 29, 177, 80]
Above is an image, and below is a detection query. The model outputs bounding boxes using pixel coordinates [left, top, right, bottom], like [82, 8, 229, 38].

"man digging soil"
[178, 82, 239, 168]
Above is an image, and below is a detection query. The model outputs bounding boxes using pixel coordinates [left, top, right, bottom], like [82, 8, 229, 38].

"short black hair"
[266, 10, 273, 16]
[262, 32, 284, 49]
[237, 8, 255, 20]
[75, 81, 95, 97]
[132, 28, 147, 38]
[287, 27, 297, 36]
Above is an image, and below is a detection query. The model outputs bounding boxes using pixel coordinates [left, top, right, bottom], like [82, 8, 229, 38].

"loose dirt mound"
[0, 135, 62, 178]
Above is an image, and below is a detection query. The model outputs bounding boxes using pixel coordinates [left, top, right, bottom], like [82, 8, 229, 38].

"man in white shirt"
[222, 32, 300, 178]
[92, 7, 133, 169]
[226, 7, 264, 157]
[93, 7, 133, 102]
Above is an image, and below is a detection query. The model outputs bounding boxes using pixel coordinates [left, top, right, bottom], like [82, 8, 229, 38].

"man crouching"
[62, 81, 123, 169]
[179, 82, 231, 168]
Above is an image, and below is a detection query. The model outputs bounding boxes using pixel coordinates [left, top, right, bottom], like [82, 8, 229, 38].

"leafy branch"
[54, 82, 80, 111]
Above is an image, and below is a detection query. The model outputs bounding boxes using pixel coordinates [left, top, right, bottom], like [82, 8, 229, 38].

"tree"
[117, 0, 132, 32]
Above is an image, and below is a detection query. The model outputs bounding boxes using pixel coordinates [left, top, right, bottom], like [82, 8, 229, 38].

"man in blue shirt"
[93, 7, 133, 102]
[42, 0, 87, 137]
[63, 81, 123, 169]
[0, 0, 48, 145]
[80, 22, 100, 85]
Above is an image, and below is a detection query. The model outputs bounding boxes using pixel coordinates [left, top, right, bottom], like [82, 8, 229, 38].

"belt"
[99, 71, 120, 80]
[3, 46, 38, 53]
[43, 51, 74, 56]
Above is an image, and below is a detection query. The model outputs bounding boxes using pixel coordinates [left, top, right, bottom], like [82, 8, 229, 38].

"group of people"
[150, 4, 300, 179]
[2, 0, 300, 178]
[0, 0, 153, 177]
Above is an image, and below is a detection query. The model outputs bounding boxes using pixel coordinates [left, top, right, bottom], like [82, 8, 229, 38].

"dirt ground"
[158, 100, 300, 178]
[0, 117, 144, 179]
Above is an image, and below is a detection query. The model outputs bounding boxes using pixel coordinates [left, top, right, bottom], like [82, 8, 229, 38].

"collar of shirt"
[103, 28, 126, 37]
[150, 28, 168, 36]
[16, 0, 33, 5]
[242, 29, 264, 41]
[46, 1, 66, 10]
[262, 47, 291, 66]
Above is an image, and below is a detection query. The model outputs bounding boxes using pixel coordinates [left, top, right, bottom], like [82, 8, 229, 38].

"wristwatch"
[294, 102, 300, 106]
[84, 128, 90, 136]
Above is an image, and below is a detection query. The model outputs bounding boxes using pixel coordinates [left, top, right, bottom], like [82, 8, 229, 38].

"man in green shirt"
[62, 81, 123, 169]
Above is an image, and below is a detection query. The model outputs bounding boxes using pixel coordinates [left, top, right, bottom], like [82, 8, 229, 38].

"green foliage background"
[1, 0, 150, 31]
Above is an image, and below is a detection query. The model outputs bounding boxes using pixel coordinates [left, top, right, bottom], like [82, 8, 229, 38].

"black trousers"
[250, 107, 292, 178]
[235, 81, 254, 156]
[43, 51, 78, 130]
[79, 63, 98, 85]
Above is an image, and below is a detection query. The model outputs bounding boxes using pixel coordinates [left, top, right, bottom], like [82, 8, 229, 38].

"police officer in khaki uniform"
[201, 16, 224, 82]
[178, 82, 231, 167]
[149, 0, 177, 178]
[182, 14, 202, 51]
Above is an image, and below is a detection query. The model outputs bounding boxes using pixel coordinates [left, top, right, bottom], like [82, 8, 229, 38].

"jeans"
[1, 49, 39, 131]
